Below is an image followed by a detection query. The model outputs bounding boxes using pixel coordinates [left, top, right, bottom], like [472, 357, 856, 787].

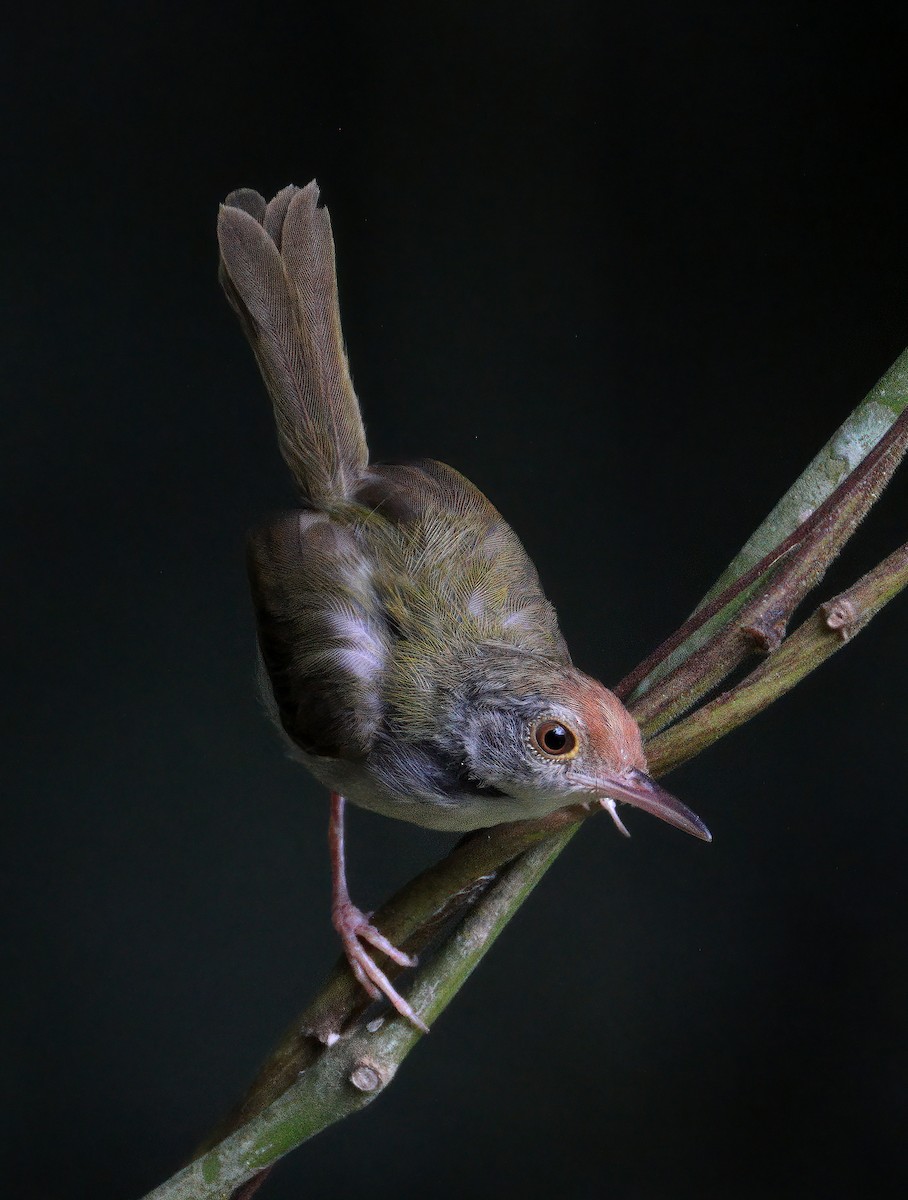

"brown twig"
[623, 407, 908, 735]
[646, 538, 908, 774]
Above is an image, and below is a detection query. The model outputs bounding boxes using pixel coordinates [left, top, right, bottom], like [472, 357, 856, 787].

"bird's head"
[458, 654, 710, 841]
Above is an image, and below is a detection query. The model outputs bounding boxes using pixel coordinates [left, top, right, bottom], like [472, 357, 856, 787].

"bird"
[216, 181, 711, 1033]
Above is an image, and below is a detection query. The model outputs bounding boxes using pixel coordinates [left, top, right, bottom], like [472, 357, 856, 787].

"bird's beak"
[595, 769, 712, 842]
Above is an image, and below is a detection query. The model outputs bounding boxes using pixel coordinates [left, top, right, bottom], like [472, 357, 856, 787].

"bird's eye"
[531, 719, 579, 759]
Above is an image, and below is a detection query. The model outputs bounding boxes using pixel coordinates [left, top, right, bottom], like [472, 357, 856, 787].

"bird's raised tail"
[217, 182, 368, 507]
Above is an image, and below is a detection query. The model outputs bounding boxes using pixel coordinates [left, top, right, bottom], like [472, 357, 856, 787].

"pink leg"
[329, 793, 428, 1033]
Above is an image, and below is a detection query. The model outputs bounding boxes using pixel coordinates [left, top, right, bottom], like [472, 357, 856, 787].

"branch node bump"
[821, 596, 860, 640]
[741, 615, 786, 652]
[349, 1059, 385, 1092]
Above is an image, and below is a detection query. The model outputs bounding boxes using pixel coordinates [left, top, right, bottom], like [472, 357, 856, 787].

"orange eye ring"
[530, 719, 579, 760]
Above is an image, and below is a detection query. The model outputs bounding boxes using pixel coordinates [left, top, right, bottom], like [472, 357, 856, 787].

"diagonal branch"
[618, 347, 908, 704]
[141, 347, 908, 1200]
[645, 538, 908, 774]
[197, 805, 586, 1146]
[145, 831, 579, 1200]
[697, 348, 908, 606]
[143, 529, 908, 1200]
[622, 406, 908, 735]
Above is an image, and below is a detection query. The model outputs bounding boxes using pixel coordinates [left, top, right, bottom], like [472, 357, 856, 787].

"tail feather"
[218, 182, 368, 506]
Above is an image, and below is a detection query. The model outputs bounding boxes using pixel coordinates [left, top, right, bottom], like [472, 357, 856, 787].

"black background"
[5, 5, 908, 1198]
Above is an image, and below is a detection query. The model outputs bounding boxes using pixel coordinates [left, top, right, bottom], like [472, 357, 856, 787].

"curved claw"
[333, 901, 428, 1034]
[355, 918, 418, 969]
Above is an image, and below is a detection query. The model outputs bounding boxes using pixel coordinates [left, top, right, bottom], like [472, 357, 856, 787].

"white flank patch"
[467, 589, 486, 619]
[330, 611, 384, 682]
[501, 609, 530, 631]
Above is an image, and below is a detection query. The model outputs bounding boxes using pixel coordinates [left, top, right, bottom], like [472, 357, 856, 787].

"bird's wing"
[247, 510, 389, 758]
[352, 459, 571, 663]
[247, 459, 570, 758]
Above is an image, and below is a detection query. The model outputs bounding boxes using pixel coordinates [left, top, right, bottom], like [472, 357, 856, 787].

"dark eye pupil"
[543, 724, 568, 751]
[532, 719, 577, 757]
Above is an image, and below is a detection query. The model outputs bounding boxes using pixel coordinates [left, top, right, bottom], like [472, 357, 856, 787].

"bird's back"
[248, 458, 570, 760]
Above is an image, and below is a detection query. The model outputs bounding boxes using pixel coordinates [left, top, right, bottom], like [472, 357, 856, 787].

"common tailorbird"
[217, 182, 711, 1032]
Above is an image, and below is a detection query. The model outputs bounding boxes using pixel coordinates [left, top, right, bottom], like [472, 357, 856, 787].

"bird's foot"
[332, 899, 428, 1034]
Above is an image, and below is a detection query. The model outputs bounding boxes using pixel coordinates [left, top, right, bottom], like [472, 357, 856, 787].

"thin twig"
[699, 347, 908, 606]
[626, 346, 908, 698]
[626, 407, 908, 734]
[646, 538, 908, 774]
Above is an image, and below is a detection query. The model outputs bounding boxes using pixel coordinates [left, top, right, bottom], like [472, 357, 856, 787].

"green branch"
[141, 347, 908, 1200]
[700, 348, 908, 600]
[628, 406, 908, 735]
[646, 538, 908, 774]
[625, 347, 908, 700]
[146, 835, 575, 1200]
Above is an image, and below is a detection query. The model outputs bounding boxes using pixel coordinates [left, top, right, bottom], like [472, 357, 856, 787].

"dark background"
[5, 5, 908, 1198]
